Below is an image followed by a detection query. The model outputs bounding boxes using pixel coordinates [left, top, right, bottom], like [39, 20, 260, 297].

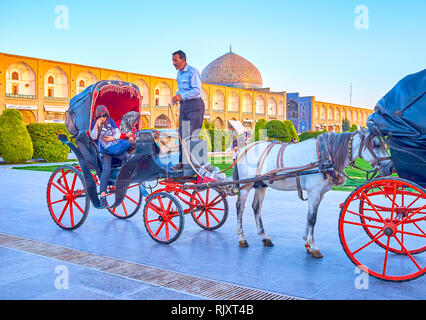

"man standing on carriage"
[170, 50, 205, 171]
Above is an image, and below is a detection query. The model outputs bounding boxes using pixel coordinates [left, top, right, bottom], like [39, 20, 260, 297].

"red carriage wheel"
[359, 180, 426, 255]
[339, 178, 425, 282]
[143, 192, 184, 244]
[105, 184, 143, 219]
[191, 187, 228, 230]
[47, 166, 89, 230]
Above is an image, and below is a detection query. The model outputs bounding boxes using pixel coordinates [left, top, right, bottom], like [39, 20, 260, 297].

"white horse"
[233, 129, 393, 258]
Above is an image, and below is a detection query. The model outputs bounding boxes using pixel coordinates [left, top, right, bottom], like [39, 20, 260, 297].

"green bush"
[200, 120, 214, 152]
[349, 124, 358, 132]
[199, 127, 212, 152]
[283, 120, 299, 142]
[26, 123, 71, 162]
[208, 129, 230, 152]
[265, 120, 289, 142]
[253, 119, 267, 141]
[342, 118, 350, 132]
[0, 109, 33, 163]
[202, 120, 215, 131]
[298, 130, 327, 142]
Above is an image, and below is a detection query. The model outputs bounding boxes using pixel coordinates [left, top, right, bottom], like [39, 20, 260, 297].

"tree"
[253, 119, 267, 141]
[202, 120, 215, 131]
[209, 129, 230, 152]
[265, 120, 289, 142]
[0, 109, 33, 163]
[200, 120, 213, 152]
[349, 124, 358, 132]
[283, 120, 299, 142]
[342, 118, 351, 132]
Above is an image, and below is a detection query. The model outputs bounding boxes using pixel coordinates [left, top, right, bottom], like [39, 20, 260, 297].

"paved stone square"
[0, 165, 424, 300]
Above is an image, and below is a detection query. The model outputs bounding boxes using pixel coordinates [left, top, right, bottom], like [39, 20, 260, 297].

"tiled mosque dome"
[201, 49, 263, 89]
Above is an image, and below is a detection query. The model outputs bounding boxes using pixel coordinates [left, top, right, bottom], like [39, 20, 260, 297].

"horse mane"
[317, 132, 354, 174]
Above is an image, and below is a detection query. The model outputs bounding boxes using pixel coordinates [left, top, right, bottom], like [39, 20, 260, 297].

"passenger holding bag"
[90, 105, 129, 207]
[102, 131, 130, 156]
[96, 120, 130, 156]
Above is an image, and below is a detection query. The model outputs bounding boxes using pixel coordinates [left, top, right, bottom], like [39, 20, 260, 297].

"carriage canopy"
[367, 68, 426, 147]
[367, 69, 426, 186]
[66, 80, 142, 140]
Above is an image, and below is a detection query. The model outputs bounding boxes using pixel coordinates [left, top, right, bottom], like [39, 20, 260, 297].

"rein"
[238, 141, 321, 195]
[345, 130, 391, 182]
[356, 130, 391, 168]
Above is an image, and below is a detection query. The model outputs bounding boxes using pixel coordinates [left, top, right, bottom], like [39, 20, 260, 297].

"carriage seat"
[136, 129, 179, 157]
[153, 130, 179, 155]
[111, 155, 127, 168]
[154, 137, 179, 155]
[96, 145, 127, 169]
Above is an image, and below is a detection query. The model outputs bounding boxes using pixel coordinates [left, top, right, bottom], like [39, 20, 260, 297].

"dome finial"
[230, 44, 232, 52]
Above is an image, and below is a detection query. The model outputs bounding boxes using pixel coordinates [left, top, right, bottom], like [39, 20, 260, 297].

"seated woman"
[119, 111, 140, 154]
[90, 105, 121, 208]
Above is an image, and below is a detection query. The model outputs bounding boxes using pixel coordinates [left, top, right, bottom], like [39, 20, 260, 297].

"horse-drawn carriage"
[46, 80, 228, 243]
[47, 70, 424, 282]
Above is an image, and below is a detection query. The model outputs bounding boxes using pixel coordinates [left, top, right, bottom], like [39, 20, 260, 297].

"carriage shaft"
[183, 169, 323, 191]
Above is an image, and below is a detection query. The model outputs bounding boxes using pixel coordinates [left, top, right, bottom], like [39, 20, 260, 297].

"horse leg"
[303, 191, 324, 258]
[252, 182, 273, 247]
[236, 184, 252, 248]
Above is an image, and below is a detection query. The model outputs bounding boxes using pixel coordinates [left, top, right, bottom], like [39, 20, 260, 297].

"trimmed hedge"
[0, 109, 33, 163]
[283, 120, 299, 142]
[298, 130, 327, 142]
[199, 127, 212, 152]
[208, 129, 230, 152]
[265, 120, 289, 142]
[342, 118, 350, 132]
[26, 123, 71, 162]
[349, 124, 358, 132]
[253, 119, 267, 141]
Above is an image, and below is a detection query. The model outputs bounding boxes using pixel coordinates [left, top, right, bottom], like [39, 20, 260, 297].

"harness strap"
[256, 142, 278, 176]
[296, 175, 308, 201]
[238, 141, 321, 191]
[276, 143, 288, 168]
[358, 132, 391, 167]
[218, 140, 263, 174]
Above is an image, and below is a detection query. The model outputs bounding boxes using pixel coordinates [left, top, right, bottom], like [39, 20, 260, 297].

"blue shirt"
[176, 64, 203, 101]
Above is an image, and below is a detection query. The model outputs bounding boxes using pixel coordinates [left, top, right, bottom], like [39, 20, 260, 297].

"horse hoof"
[262, 239, 274, 247]
[311, 250, 323, 259]
[239, 240, 249, 248]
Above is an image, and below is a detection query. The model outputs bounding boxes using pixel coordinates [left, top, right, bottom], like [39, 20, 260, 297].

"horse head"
[356, 128, 394, 177]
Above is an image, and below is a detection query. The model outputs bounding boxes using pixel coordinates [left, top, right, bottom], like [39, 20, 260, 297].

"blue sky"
[0, 0, 425, 109]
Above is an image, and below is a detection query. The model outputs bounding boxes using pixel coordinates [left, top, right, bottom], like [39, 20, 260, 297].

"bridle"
[348, 130, 392, 181]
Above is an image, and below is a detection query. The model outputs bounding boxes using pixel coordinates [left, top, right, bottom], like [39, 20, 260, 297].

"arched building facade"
[286, 92, 373, 132]
[0, 52, 372, 132]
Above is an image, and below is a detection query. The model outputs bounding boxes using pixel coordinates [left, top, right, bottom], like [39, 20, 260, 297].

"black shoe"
[99, 196, 108, 209]
[171, 163, 183, 171]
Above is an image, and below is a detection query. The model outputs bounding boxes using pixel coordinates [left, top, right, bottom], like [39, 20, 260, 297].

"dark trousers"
[100, 154, 113, 194]
[178, 98, 205, 163]
[100, 153, 126, 194]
